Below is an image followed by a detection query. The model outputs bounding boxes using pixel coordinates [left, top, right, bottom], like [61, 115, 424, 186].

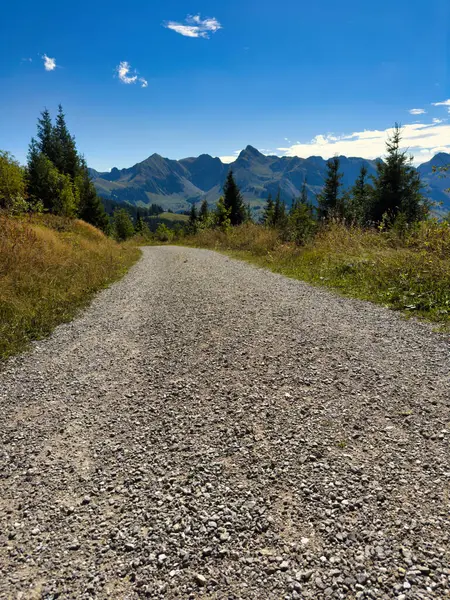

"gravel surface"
[0, 245, 449, 600]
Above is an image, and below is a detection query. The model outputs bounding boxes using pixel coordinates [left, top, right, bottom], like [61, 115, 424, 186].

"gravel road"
[1, 246, 449, 600]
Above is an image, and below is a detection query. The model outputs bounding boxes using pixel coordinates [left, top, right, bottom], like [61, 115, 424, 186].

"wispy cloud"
[42, 54, 56, 71]
[164, 14, 222, 38]
[21, 57, 33, 63]
[432, 99, 450, 107]
[116, 61, 148, 88]
[432, 99, 450, 113]
[276, 121, 450, 165]
[409, 108, 426, 115]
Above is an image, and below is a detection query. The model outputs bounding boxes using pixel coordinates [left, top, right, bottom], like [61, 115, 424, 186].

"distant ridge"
[90, 147, 450, 213]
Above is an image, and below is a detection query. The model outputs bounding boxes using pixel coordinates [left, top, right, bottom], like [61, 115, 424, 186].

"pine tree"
[262, 193, 275, 226]
[223, 170, 246, 226]
[288, 179, 316, 244]
[318, 157, 344, 220]
[300, 178, 308, 205]
[273, 190, 287, 227]
[189, 203, 198, 231]
[53, 105, 79, 179]
[348, 165, 372, 225]
[135, 210, 145, 233]
[214, 196, 231, 230]
[370, 125, 426, 225]
[199, 198, 209, 222]
[36, 108, 56, 162]
[76, 159, 109, 231]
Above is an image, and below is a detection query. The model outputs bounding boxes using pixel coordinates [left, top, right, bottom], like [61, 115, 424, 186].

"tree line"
[186, 124, 432, 243]
[261, 125, 429, 242]
[0, 106, 153, 240]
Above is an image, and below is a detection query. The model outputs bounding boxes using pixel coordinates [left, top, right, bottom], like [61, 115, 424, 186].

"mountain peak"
[237, 145, 264, 160]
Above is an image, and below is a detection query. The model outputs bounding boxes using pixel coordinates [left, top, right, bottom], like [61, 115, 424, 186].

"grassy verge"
[182, 222, 450, 327]
[0, 213, 141, 360]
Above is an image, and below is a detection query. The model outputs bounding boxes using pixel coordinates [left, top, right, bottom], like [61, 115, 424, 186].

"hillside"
[90, 147, 450, 213]
[0, 214, 139, 359]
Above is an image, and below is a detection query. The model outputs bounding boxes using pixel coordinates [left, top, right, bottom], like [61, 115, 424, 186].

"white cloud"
[433, 118, 444, 124]
[432, 99, 450, 107]
[277, 121, 450, 165]
[42, 54, 56, 71]
[432, 99, 450, 114]
[116, 61, 148, 88]
[409, 108, 426, 115]
[116, 61, 137, 84]
[165, 14, 222, 38]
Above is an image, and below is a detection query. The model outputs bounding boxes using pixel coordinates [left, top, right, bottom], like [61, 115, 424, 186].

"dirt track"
[0, 246, 449, 599]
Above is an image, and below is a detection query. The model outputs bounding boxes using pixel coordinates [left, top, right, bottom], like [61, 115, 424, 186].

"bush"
[155, 223, 174, 242]
[0, 151, 28, 212]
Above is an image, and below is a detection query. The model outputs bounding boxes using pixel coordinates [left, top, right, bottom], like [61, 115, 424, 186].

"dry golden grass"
[184, 221, 450, 326]
[0, 213, 140, 359]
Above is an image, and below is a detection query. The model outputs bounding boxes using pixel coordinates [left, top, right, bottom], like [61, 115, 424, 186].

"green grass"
[0, 213, 141, 360]
[182, 221, 450, 327]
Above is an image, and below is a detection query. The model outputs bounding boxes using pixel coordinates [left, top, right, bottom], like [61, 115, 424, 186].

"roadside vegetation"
[0, 108, 141, 359]
[170, 126, 450, 326]
[0, 213, 139, 360]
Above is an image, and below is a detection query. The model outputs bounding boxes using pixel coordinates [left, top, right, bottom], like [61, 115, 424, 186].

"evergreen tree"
[53, 105, 79, 179]
[348, 165, 372, 225]
[318, 157, 344, 220]
[214, 196, 231, 230]
[189, 203, 198, 231]
[370, 124, 427, 225]
[36, 108, 56, 162]
[273, 190, 287, 227]
[113, 208, 135, 241]
[26, 146, 58, 211]
[288, 179, 316, 244]
[289, 201, 316, 245]
[135, 210, 145, 233]
[76, 159, 109, 231]
[223, 170, 246, 226]
[300, 178, 308, 205]
[199, 198, 209, 222]
[262, 193, 275, 226]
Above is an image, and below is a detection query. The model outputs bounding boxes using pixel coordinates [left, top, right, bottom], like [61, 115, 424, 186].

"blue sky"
[1, 0, 449, 170]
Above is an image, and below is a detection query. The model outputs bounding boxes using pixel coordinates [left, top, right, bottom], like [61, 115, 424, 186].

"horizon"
[1, 0, 449, 171]
[92, 144, 449, 174]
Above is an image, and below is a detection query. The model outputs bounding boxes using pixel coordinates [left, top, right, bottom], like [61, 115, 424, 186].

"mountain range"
[90, 147, 450, 214]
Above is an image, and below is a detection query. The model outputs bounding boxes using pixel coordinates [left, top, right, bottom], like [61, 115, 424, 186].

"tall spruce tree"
[223, 170, 246, 226]
[348, 165, 372, 225]
[262, 193, 275, 226]
[189, 203, 198, 231]
[318, 157, 344, 220]
[370, 124, 426, 224]
[27, 106, 110, 229]
[273, 190, 287, 227]
[300, 178, 308, 205]
[199, 198, 209, 222]
[76, 160, 109, 231]
[53, 105, 79, 179]
[36, 108, 56, 162]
